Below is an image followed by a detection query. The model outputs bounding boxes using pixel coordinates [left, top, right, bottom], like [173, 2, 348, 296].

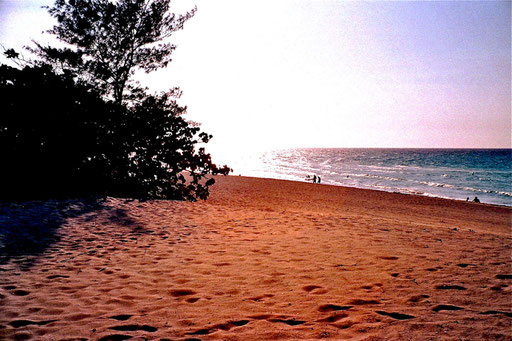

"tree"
[33, 0, 196, 105]
[110, 93, 227, 201]
[0, 62, 230, 201]
[0, 64, 114, 200]
[2, 0, 230, 201]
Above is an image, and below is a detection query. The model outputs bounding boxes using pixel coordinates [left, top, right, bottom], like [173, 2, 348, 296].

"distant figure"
[473, 196, 480, 203]
[317, 176, 321, 183]
[466, 197, 469, 201]
[313, 175, 317, 183]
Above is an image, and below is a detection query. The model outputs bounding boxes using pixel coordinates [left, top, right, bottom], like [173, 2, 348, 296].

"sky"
[1, 0, 510, 161]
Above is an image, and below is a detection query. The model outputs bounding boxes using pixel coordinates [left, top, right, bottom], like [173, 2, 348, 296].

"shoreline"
[1, 175, 510, 340]
[226, 148, 512, 207]
[232, 174, 512, 209]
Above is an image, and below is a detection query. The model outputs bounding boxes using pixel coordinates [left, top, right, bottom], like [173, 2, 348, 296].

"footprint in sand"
[268, 318, 306, 326]
[432, 304, 464, 312]
[9, 319, 58, 328]
[435, 284, 467, 290]
[188, 320, 251, 335]
[490, 284, 508, 291]
[109, 315, 132, 321]
[249, 314, 274, 320]
[302, 285, 326, 294]
[318, 304, 353, 312]
[376, 311, 415, 320]
[66, 313, 92, 321]
[169, 289, 196, 297]
[175, 278, 191, 284]
[47, 275, 70, 279]
[360, 283, 383, 291]
[316, 313, 349, 323]
[347, 299, 380, 305]
[479, 310, 512, 318]
[407, 294, 430, 303]
[334, 320, 357, 330]
[248, 314, 308, 326]
[379, 256, 399, 260]
[249, 294, 274, 302]
[97, 334, 133, 341]
[109, 324, 157, 332]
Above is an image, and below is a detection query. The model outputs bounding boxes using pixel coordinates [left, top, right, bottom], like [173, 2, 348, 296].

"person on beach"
[305, 175, 317, 183]
[305, 174, 320, 183]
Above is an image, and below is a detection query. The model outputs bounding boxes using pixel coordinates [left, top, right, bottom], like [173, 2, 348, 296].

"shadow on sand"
[0, 198, 149, 270]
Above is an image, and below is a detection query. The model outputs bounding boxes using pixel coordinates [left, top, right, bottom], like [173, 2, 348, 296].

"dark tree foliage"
[0, 64, 230, 201]
[1, 0, 230, 202]
[32, 0, 196, 105]
[0, 64, 113, 200]
[103, 92, 230, 201]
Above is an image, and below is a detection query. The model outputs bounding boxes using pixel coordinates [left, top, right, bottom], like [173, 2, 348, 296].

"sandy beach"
[0, 175, 510, 340]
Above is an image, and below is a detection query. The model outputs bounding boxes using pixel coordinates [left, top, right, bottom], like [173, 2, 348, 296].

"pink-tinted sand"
[1, 175, 510, 340]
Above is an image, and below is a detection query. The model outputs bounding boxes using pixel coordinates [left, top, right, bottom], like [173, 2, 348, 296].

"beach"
[0, 175, 510, 340]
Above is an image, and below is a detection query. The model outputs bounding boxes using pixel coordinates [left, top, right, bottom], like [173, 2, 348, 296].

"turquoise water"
[233, 148, 512, 206]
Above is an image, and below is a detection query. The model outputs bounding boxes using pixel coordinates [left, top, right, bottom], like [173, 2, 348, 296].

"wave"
[270, 167, 511, 198]
[463, 188, 512, 197]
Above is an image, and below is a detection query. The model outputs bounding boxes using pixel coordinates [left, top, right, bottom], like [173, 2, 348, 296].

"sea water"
[228, 149, 512, 206]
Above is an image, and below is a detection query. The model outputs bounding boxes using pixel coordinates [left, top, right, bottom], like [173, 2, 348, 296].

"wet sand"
[0, 175, 510, 340]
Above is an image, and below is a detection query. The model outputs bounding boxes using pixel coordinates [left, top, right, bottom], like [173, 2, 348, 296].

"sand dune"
[0, 176, 510, 340]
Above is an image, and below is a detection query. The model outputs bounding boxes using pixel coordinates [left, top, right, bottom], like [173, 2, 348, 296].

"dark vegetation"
[0, 0, 230, 201]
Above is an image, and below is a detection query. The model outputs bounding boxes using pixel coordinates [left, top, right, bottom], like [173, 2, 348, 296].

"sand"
[0, 175, 510, 340]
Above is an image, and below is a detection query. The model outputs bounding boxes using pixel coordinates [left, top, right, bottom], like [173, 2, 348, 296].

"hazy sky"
[1, 0, 510, 157]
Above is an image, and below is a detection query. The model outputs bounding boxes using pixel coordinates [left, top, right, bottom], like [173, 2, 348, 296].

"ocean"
[226, 148, 512, 207]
